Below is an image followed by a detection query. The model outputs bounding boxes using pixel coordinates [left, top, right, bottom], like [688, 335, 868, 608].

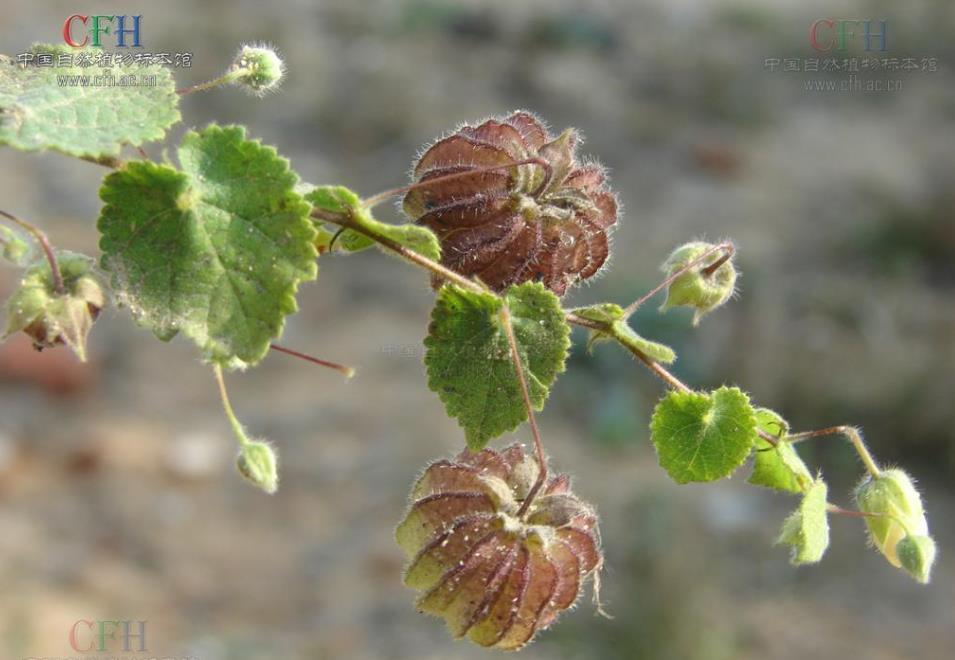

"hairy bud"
[896, 535, 936, 584]
[237, 440, 278, 494]
[0, 225, 31, 266]
[231, 44, 285, 96]
[3, 252, 105, 361]
[659, 241, 736, 325]
[403, 111, 618, 296]
[854, 469, 930, 571]
[396, 444, 602, 650]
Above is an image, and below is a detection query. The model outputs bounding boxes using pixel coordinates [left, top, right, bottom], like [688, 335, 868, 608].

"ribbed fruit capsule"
[396, 443, 602, 650]
[403, 111, 618, 296]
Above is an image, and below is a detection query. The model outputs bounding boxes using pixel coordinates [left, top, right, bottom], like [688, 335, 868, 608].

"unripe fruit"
[403, 112, 618, 296]
[659, 241, 736, 325]
[396, 443, 602, 650]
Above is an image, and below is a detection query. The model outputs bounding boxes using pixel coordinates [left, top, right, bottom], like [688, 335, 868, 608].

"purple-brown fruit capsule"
[403, 111, 618, 296]
[396, 443, 602, 650]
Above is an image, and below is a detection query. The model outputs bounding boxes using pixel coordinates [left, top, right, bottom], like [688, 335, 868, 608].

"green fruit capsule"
[659, 241, 737, 325]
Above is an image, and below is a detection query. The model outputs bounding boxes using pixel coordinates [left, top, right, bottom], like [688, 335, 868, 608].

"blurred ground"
[1, 1, 954, 659]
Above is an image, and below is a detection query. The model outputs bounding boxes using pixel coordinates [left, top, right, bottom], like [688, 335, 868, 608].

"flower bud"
[237, 440, 278, 494]
[659, 241, 736, 325]
[3, 252, 105, 362]
[896, 535, 937, 584]
[0, 225, 31, 266]
[854, 469, 929, 568]
[231, 44, 284, 96]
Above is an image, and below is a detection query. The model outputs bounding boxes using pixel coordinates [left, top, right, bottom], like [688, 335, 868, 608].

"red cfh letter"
[63, 14, 89, 47]
[809, 18, 834, 52]
[69, 620, 95, 652]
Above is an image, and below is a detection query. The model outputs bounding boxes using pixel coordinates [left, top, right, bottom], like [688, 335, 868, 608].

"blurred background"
[1, 1, 953, 658]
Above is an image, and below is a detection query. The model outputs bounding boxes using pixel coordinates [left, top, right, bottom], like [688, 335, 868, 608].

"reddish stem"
[360, 157, 553, 210]
[270, 343, 355, 379]
[0, 209, 65, 295]
[501, 303, 548, 519]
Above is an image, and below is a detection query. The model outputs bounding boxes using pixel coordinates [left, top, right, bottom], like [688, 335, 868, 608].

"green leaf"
[0, 45, 180, 158]
[776, 477, 830, 564]
[305, 185, 441, 261]
[425, 282, 570, 450]
[650, 386, 757, 483]
[0, 225, 31, 265]
[293, 183, 341, 254]
[98, 124, 317, 367]
[748, 408, 813, 494]
[574, 302, 676, 364]
[3, 251, 105, 362]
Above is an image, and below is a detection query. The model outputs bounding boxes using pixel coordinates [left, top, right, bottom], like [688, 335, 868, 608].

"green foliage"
[2, 252, 105, 361]
[0, 45, 180, 158]
[306, 185, 441, 260]
[776, 477, 830, 564]
[98, 124, 316, 367]
[0, 225, 31, 265]
[650, 386, 756, 483]
[574, 302, 676, 364]
[0, 48, 938, 600]
[425, 282, 570, 449]
[747, 408, 812, 494]
[660, 241, 737, 325]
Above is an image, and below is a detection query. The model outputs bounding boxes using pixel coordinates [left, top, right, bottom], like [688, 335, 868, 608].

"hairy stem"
[315, 208, 773, 446]
[622, 241, 735, 318]
[827, 504, 880, 518]
[0, 209, 65, 295]
[177, 70, 241, 96]
[270, 342, 355, 379]
[786, 425, 882, 477]
[79, 154, 123, 169]
[213, 364, 251, 448]
[500, 303, 548, 519]
[360, 158, 552, 210]
[313, 208, 489, 295]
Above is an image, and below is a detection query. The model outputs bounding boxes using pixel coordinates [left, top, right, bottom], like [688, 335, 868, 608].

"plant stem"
[827, 504, 879, 518]
[360, 158, 552, 210]
[786, 425, 882, 477]
[177, 70, 240, 96]
[316, 209, 762, 444]
[566, 312, 691, 390]
[622, 241, 734, 318]
[500, 303, 548, 519]
[0, 209, 65, 295]
[79, 154, 123, 169]
[313, 208, 489, 295]
[213, 364, 250, 448]
[701, 245, 735, 277]
[270, 342, 355, 379]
